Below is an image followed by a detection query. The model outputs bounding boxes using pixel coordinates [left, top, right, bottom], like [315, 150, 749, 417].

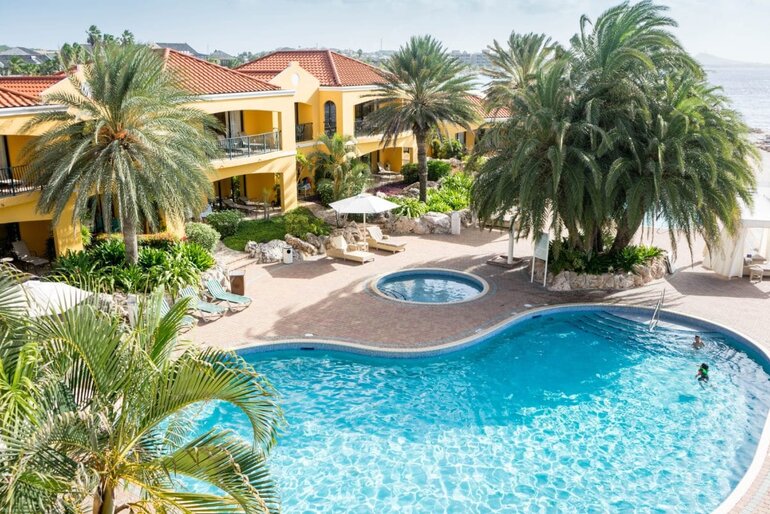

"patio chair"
[223, 198, 257, 215]
[179, 286, 226, 321]
[749, 265, 765, 283]
[204, 279, 251, 312]
[11, 241, 49, 269]
[160, 297, 198, 331]
[326, 235, 375, 264]
[366, 226, 406, 253]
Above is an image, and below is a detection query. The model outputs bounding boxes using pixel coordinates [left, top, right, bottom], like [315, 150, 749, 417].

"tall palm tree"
[365, 35, 479, 202]
[0, 284, 282, 514]
[24, 43, 218, 264]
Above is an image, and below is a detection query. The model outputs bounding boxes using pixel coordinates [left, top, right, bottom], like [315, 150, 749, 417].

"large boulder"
[285, 234, 317, 257]
[413, 219, 430, 235]
[422, 212, 451, 234]
[202, 263, 229, 288]
[246, 239, 291, 263]
[391, 216, 417, 234]
[304, 232, 327, 255]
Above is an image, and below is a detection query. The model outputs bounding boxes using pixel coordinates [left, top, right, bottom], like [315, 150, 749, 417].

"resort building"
[0, 49, 299, 256]
[429, 95, 511, 156]
[237, 50, 418, 175]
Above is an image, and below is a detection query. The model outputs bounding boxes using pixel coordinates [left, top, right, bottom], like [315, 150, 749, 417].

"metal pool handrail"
[648, 288, 666, 331]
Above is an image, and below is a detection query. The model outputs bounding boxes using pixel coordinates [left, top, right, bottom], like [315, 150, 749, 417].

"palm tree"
[472, 1, 756, 258]
[23, 43, 218, 264]
[0, 284, 282, 514]
[365, 35, 479, 202]
[308, 133, 370, 202]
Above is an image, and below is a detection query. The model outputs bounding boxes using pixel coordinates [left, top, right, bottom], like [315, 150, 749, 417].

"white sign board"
[530, 232, 550, 287]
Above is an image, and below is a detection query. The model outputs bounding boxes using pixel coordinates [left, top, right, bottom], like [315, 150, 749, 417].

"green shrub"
[548, 241, 664, 274]
[462, 155, 487, 174]
[91, 239, 127, 267]
[80, 225, 93, 247]
[427, 160, 452, 181]
[205, 210, 243, 238]
[284, 208, 330, 237]
[138, 232, 178, 250]
[138, 246, 168, 270]
[400, 163, 419, 184]
[436, 138, 464, 159]
[185, 222, 220, 252]
[177, 242, 215, 271]
[316, 179, 335, 206]
[390, 196, 429, 218]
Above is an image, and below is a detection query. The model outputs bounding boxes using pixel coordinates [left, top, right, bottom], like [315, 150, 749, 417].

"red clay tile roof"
[0, 87, 41, 108]
[467, 94, 511, 119]
[0, 76, 62, 98]
[238, 50, 385, 87]
[161, 49, 280, 95]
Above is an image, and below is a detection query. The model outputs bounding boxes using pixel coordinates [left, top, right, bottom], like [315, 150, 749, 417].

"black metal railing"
[295, 122, 313, 142]
[218, 131, 281, 159]
[0, 165, 37, 197]
[354, 119, 377, 137]
[324, 122, 337, 137]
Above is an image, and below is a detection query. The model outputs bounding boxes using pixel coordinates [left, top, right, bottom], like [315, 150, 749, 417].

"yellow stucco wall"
[5, 135, 34, 165]
[19, 220, 51, 256]
[244, 173, 278, 203]
[243, 110, 276, 135]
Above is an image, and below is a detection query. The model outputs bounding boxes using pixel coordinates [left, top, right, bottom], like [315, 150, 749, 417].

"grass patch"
[222, 207, 329, 251]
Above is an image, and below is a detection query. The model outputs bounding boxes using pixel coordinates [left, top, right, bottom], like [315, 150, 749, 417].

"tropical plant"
[472, 1, 757, 264]
[401, 160, 452, 184]
[365, 35, 479, 202]
[390, 197, 429, 219]
[0, 278, 283, 514]
[205, 210, 244, 238]
[23, 43, 218, 264]
[316, 179, 335, 206]
[307, 133, 371, 201]
[185, 222, 220, 252]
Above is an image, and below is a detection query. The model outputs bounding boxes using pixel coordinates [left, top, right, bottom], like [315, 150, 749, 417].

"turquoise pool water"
[374, 269, 486, 303]
[193, 311, 770, 512]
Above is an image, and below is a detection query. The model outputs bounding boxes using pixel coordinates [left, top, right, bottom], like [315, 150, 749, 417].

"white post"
[507, 224, 515, 265]
[530, 254, 536, 283]
[542, 244, 549, 288]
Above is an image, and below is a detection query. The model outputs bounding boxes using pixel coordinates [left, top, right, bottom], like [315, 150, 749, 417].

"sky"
[1, 0, 769, 63]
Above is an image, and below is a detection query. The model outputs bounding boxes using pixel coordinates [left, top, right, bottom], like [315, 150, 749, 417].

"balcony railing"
[354, 119, 377, 137]
[0, 165, 37, 197]
[296, 122, 313, 142]
[218, 131, 281, 159]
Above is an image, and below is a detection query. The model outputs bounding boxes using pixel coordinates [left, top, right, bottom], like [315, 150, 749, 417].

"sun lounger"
[11, 241, 49, 269]
[160, 297, 197, 330]
[204, 279, 251, 312]
[223, 198, 257, 214]
[179, 286, 226, 321]
[366, 226, 406, 253]
[326, 235, 375, 264]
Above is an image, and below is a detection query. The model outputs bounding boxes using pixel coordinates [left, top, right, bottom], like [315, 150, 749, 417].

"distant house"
[208, 50, 238, 67]
[0, 47, 50, 71]
[151, 43, 205, 59]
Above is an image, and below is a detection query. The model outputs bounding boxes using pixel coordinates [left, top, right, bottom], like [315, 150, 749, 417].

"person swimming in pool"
[693, 335, 704, 350]
[696, 363, 709, 383]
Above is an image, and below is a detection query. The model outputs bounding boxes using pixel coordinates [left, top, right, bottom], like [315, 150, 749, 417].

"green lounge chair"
[160, 298, 197, 331]
[179, 286, 226, 321]
[205, 279, 252, 312]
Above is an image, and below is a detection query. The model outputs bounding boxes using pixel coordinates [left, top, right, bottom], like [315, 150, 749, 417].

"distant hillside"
[697, 53, 770, 67]
[0, 45, 8, 52]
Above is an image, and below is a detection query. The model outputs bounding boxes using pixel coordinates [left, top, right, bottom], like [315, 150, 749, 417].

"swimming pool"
[372, 268, 489, 304]
[192, 308, 770, 512]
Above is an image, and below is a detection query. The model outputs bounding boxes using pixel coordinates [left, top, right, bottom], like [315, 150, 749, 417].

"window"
[0, 136, 8, 170]
[324, 101, 337, 136]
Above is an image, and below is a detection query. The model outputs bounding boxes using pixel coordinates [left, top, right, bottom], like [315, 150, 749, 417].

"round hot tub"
[371, 268, 489, 304]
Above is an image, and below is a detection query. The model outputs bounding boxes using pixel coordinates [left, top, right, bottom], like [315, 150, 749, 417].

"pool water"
[375, 269, 485, 303]
[192, 311, 770, 513]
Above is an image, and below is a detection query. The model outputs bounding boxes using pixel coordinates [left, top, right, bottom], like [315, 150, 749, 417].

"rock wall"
[385, 210, 473, 235]
[531, 256, 667, 291]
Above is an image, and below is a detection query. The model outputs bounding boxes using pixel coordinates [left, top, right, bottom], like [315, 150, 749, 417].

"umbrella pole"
[362, 213, 366, 241]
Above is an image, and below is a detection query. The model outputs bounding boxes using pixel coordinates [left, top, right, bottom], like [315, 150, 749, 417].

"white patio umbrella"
[329, 193, 400, 235]
[18, 280, 92, 317]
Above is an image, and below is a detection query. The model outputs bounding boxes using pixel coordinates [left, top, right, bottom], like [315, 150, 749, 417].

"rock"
[246, 239, 290, 263]
[422, 212, 451, 234]
[305, 232, 324, 251]
[285, 234, 317, 256]
[202, 263, 228, 288]
[549, 271, 571, 291]
[632, 263, 652, 283]
[403, 181, 439, 197]
[392, 216, 417, 234]
[459, 209, 475, 228]
[413, 219, 430, 235]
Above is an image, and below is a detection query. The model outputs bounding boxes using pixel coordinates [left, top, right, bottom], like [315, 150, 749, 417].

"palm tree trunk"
[94, 479, 115, 514]
[611, 217, 641, 253]
[415, 131, 428, 203]
[122, 213, 139, 264]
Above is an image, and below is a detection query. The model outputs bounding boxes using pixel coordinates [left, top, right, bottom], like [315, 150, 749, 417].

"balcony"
[354, 119, 377, 137]
[218, 131, 281, 160]
[0, 165, 38, 197]
[296, 122, 313, 142]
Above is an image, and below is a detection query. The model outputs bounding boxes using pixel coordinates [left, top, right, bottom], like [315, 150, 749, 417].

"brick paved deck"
[191, 228, 770, 513]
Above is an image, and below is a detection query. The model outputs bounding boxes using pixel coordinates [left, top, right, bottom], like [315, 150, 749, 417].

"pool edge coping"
[225, 302, 770, 514]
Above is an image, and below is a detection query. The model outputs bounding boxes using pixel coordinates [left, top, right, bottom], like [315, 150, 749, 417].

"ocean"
[706, 65, 770, 134]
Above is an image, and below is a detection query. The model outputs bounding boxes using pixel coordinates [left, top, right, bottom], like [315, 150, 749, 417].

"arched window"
[324, 101, 337, 136]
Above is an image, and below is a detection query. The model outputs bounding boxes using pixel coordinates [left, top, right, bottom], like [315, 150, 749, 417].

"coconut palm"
[365, 35, 479, 202]
[0, 285, 282, 514]
[23, 43, 218, 264]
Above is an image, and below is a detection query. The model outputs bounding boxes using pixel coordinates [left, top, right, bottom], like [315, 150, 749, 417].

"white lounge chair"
[326, 235, 375, 264]
[366, 226, 406, 253]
